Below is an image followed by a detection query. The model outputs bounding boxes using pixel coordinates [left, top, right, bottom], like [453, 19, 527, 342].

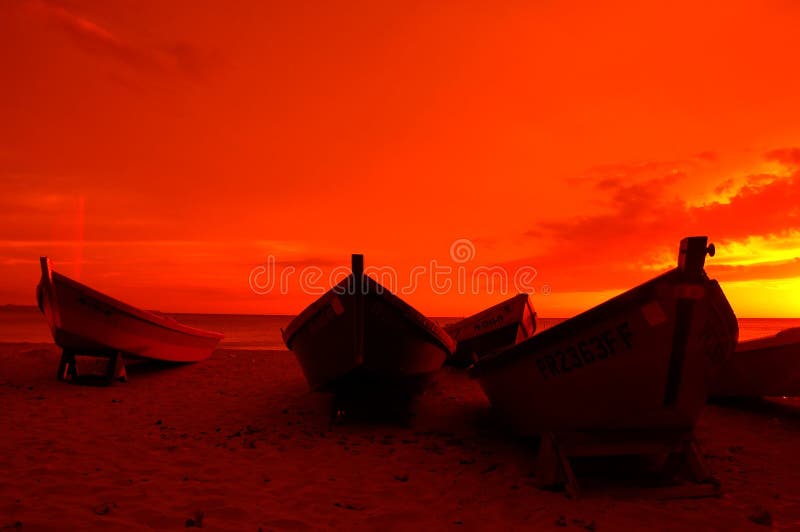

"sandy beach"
[1, 343, 799, 530]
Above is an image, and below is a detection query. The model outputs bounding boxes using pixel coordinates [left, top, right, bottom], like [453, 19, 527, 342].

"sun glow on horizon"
[722, 278, 800, 318]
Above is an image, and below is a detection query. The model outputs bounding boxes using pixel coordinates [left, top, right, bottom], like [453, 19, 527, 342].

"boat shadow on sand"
[709, 396, 800, 425]
[327, 374, 437, 426]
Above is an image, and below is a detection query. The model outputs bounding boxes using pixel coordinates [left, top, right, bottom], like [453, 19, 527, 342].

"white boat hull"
[37, 258, 223, 363]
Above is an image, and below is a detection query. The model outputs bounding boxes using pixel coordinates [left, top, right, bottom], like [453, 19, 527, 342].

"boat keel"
[57, 349, 128, 386]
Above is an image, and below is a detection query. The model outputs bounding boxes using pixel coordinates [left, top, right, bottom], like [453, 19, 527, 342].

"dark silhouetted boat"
[444, 293, 536, 367]
[710, 327, 800, 397]
[37, 257, 224, 383]
[282, 254, 455, 394]
[469, 236, 739, 434]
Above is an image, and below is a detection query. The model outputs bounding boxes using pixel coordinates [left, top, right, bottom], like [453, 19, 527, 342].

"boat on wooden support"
[444, 293, 536, 367]
[36, 257, 224, 383]
[710, 327, 800, 398]
[469, 236, 739, 435]
[282, 254, 455, 395]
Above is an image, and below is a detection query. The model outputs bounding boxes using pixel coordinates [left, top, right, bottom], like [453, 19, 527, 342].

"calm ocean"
[2, 306, 798, 350]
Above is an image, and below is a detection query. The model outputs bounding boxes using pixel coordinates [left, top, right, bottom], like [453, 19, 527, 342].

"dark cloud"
[32, 0, 216, 81]
[565, 156, 706, 192]
[693, 151, 718, 162]
[765, 147, 800, 168]
[714, 178, 734, 195]
[511, 150, 800, 292]
[707, 258, 800, 283]
[694, 170, 800, 242]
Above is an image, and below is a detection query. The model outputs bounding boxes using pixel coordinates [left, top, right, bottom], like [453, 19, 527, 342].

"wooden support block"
[557, 442, 580, 500]
[107, 352, 127, 384]
[685, 441, 715, 484]
[533, 429, 720, 499]
[57, 349, 77, 382]
[534, 433, 562, 488]
[56, 349, 127, 386]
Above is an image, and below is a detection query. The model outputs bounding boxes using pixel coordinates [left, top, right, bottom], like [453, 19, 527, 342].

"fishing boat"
[282, 254, 455, 393]
[444, 293, 536, 367]
[469, 236, 739, 435]
[37, 257, 224, 383]
[710, 327, 800, 397]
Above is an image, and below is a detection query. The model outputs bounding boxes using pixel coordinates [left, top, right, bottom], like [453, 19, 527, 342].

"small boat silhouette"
[282, 254, 455, 393]
[37, 257, 223, 383]
[444, 293, 536, 367]
[710, 326, 800, 397]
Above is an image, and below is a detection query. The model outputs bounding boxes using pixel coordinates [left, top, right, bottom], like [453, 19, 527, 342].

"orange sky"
[1, 0, 799, 316]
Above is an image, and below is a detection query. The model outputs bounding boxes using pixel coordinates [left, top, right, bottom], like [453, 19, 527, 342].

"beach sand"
[2, 344, 800, 530]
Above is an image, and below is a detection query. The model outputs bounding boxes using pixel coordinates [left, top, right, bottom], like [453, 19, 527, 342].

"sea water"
[2, 306, 798, 349]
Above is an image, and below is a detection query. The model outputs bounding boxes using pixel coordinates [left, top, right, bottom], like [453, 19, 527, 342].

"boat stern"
[36, 256, 60, 334]
[445, 293, 536, 366]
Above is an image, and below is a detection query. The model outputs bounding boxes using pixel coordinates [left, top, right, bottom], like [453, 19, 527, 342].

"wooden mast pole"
[352, 254, 365, 365]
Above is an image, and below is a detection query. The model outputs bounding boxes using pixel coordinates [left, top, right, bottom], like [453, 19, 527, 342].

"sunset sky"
[1, 0, 799, 316]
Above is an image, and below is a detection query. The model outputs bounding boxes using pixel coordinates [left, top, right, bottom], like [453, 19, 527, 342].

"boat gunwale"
[281, 277, 348, 350]
[469, 268, 703, 378]
[49, 270, 225, 341]
[444, 293, 535, 342]
[282, 274, 455, 354]
[736, 330, 800, 353]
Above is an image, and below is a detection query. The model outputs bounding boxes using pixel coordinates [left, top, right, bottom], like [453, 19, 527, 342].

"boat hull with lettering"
[469, 237, 738, 434]
[282, 255, 456, 393]
[36, 257, 224, 365]
[444, 293, 536, 367]
[710, 327, 800, 397]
